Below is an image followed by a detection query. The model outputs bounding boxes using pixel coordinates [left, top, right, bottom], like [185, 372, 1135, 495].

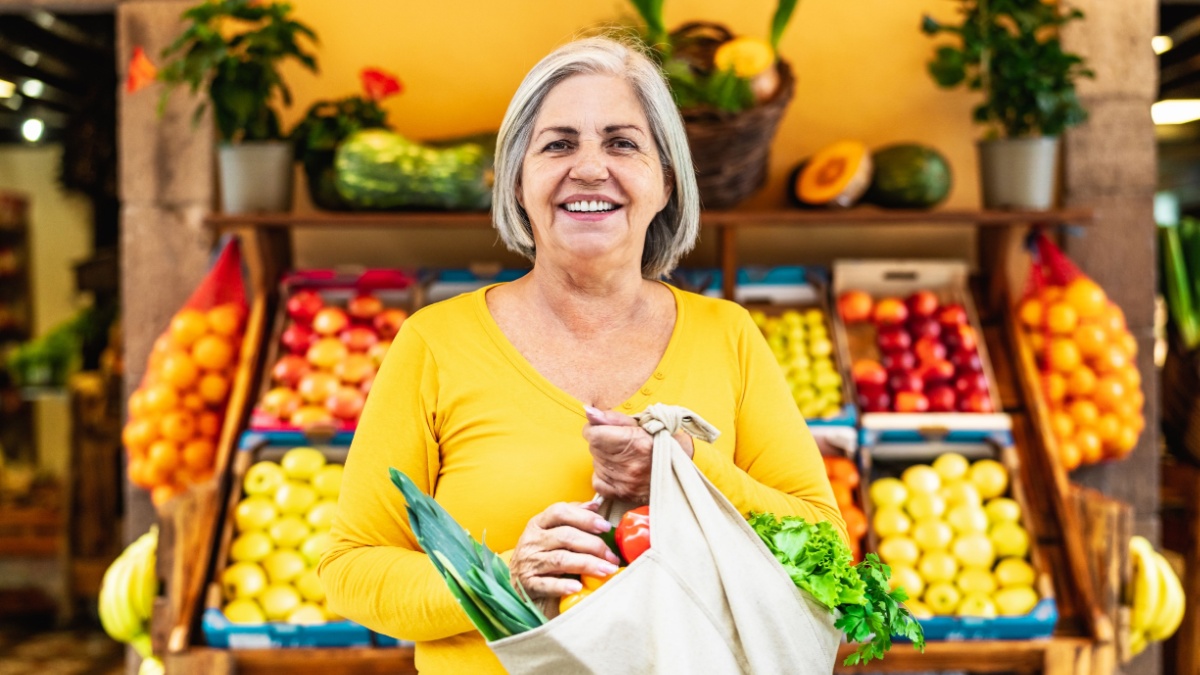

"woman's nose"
[568, 143, 608, 182]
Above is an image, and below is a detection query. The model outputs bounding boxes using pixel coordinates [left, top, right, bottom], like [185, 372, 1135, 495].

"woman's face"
[519, 73, 671, 275]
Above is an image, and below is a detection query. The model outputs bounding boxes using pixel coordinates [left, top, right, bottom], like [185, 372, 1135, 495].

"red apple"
[307, 337, 349, 370]
[298, 372, 341, 405]
[914, 336, 947, 364]
[326, 386, 366, 420]
[876, 327, 912, 353]
[347, 294, 384, 322]
[888, 369, 924, 394]
[918, 359, 956, 386]
[872, 297, 909, 327]
[374, 309, 409, 341]
[857, 387, 891, 413]
[906, 290, 940, 318]
[280, 322, 316, 355]
[959, 391, 995, 413]
[851, 359, 888, 389]
[907, 316, 942, 341]
[340, 326, 379, 352]
[951, 349, 983, 373]
[894, 391, 930, 413]
[943, 324, 978, 353]
[926, 385, 958, 412]
[954, 372, 989, 396]
[333, 354, 376, 384]
[881, 350, 916, 372]
[287, 290, 324, 325]
[367, 340, 391, 368]
[272, 355, 311, 388]
[837, 290, 874, 324]
[260, 386, 302, 419]
[312, 307, 350, 337]
[937, 303, 969, 328]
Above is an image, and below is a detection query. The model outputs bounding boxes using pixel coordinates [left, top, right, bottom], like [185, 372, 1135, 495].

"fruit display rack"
[154, 207, 1112, 675]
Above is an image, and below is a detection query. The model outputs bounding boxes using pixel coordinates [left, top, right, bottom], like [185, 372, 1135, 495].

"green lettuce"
[748, 512, 925, 666]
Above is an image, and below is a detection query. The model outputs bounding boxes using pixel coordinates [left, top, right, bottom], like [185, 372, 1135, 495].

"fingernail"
[598, 562, 619, 575]
[584, 405, 604, 422]
[605, 551, 621, 565]
[565, 580, 583, 594]
[593, 518, 611, 532]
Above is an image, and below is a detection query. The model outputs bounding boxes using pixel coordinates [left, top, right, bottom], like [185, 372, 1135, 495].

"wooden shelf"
[205, 207, 1094, 231]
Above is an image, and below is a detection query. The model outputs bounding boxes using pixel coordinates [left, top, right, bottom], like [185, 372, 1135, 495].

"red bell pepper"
[616, 506, 651, 563]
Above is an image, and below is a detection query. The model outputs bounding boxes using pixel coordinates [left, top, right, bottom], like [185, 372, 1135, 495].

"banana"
[1129, 536, 1163, 633]
[130, 632, 154, 659]
[99, 530, 160, 644]
[127, 530, 159, 622]
[99, 554, 140, 642]
[1147, 551, 1185, 642]
[1130, 629, 1148, 657]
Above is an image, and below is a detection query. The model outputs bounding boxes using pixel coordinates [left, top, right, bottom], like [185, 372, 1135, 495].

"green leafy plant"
[922, 0, 1093, 138]
[626, 0, 801, 114]
[156, 0, 319, 143]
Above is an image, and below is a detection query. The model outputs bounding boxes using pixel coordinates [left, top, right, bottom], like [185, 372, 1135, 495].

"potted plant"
[923, 0, 1092, 210]
[154, 0, 319, 214]
[290, 68, 400, 210]
[626, 0, 801, 209]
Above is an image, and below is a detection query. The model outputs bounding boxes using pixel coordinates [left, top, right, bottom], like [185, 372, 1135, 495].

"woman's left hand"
[583, 406, 694, 502]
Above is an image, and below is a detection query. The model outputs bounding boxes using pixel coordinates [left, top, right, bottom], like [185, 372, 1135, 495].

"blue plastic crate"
[239, 430, 356, 450]
[907, 599, 1058, 641]
[202, 608, 376, 649]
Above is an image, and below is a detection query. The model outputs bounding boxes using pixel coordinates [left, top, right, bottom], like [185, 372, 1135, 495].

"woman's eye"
[544, 140, 571, 152]
[610, 138, 638, 150]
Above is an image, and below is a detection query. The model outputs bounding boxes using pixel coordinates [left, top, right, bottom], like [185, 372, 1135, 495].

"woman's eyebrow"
[535, 126, 578, 140]
[604, 124, 645, 136]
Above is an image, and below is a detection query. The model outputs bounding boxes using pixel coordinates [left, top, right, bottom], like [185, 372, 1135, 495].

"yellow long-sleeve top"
[319, 283, 845, 674]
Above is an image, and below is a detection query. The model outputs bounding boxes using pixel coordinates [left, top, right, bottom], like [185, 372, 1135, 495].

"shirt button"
[640, 387, 652, 396]
[620, 402, 632, 410]
[653, 371, 665, 380]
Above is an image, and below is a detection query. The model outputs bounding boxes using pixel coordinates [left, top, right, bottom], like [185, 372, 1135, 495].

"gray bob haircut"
[492, 36, 701, 279]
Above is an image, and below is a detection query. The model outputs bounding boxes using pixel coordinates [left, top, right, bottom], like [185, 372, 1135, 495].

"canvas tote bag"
[489, 403, 842, 674]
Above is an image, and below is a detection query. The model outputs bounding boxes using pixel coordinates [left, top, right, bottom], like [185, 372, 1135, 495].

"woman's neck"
[512, 262, 659, 339]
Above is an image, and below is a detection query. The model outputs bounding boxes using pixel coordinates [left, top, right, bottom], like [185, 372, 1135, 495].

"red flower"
[127, 46, 157, 93]
[361, 68, 402, 101]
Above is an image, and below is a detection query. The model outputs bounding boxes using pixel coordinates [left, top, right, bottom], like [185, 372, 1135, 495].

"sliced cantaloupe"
[794, 140, 873, 208]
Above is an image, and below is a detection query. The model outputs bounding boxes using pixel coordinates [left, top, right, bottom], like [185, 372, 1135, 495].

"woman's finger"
[533, 501, 612, 534]
[521, 574, 584, 599]
[544, 525, 621, 565]
[583, 405, 639, 428]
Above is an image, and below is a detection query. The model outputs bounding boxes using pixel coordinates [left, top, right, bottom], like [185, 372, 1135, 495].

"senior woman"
[319, 36, 845, 673]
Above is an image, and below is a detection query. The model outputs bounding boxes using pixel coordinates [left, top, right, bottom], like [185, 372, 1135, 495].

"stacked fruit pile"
[868, 453, 1040, 619]
[1128, 536, 1185, 655]
[750, 307, 844, 419]
[123, 304, 244, 506]
[220, 447, 344, 625]
[1016, 278, 1144, 469]
[255, 289, 407, 429]
[839, 289, 994, 414]
[823, 454, 867, 560]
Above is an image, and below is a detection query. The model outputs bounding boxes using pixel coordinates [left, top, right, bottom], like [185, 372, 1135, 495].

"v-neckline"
[474, 282, 686, 417]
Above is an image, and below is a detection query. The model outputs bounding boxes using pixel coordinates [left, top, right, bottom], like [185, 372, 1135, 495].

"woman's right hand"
[509, 501, 622, 606]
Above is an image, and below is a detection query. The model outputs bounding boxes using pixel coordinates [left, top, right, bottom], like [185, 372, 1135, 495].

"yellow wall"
[0, 145, 92, 477]
[278, 0, 981, 269]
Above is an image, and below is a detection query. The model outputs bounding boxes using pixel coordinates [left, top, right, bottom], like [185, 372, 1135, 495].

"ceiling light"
[20, 80, 43, 98]
[1153, 100, 1200, 125]
[1153, 35, 1174, 55]
[21, 118, 43, 143]
[0, 80, 14, 98]
[20, 49, 38, 67]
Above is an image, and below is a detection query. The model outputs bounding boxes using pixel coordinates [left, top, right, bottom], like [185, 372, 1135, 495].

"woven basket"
[673, 23, 796, 210]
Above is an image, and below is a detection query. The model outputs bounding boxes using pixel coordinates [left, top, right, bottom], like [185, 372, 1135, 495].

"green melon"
[335, 129, 494, 210]
[864, 144, 952, 209]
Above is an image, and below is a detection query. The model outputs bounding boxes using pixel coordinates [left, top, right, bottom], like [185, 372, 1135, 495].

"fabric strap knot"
[633, 403, 720, 445]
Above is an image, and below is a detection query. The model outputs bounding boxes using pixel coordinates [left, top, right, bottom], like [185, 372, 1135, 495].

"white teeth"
[565, 200, 617, 212]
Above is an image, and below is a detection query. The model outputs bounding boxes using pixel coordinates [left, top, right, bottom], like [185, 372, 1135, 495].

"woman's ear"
[661, 169, 674, 210]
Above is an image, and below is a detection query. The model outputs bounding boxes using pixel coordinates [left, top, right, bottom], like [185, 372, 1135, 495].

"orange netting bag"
[122, 238, 248, 507]
[1015, 232, 1144, 470]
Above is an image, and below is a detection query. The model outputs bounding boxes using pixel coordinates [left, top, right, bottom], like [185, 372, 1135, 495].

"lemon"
[923, 581, 962, 615]
[904, 599, 934, 618]
[941, 481, 983, 509]
[984, 497, 1022, 524]
[918, 551, 960, 584]
[879, 536, 921, 568]
[889, 565, 925, 599]
[994, 585, 1040, 616]
[990, 522, 1030, 559]
[902, 465, 943, 495]
[911, 519, 954, 552]
[932, 453, 970, 483]
[994, 557, 1037, 588]
[951, 533, 996, 569]
[713, 37, 776, 78]
[956, 567, 998, 596]
[957, 593, 998, 618]
[873, 507, 912, 538]
[968, 459, 1009, 499]
[870, 478, 909, 509]
[906, 492, 947, 520]
[946, 504, 989, 535]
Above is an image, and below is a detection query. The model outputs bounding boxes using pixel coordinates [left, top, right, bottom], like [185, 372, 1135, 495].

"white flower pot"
[217, 141, 294, 214]
[977, 136, 1060, 210]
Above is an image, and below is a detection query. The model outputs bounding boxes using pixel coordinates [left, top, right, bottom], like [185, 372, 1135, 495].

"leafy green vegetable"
[749, 512, 925, 666]
[390, 468, 547, 640]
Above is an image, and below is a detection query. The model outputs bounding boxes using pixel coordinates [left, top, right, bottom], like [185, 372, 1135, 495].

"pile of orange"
[122, 304, 244, 507]
[824, 455, 868, 560]
[1017, 278, 1143, 470]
